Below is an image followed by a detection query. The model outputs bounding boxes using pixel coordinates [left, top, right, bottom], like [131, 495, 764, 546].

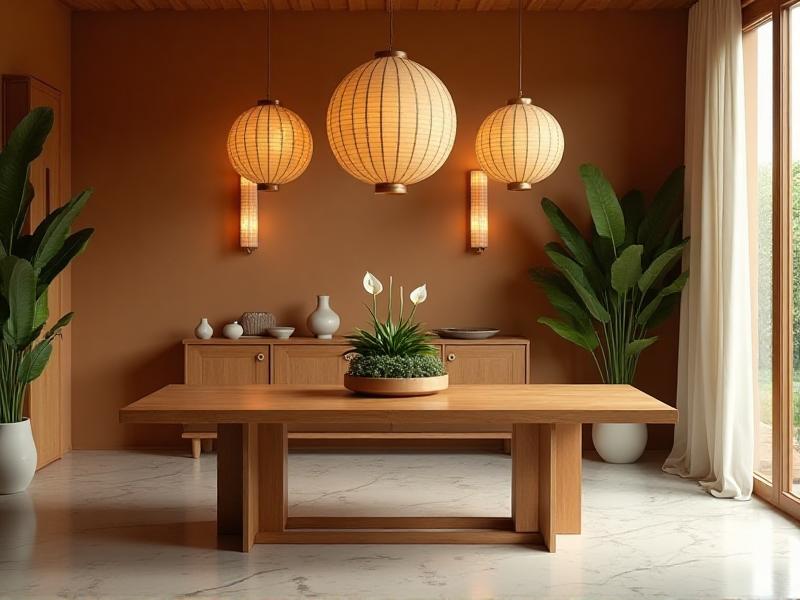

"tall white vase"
[307, 295, 340, 340]
[0, 419, 37, 494]
[592, 423, 648, 464]
[194, 318, 213, 340]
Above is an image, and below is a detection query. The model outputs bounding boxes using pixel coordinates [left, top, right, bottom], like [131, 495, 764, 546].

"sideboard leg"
[191, 438, 201, 459]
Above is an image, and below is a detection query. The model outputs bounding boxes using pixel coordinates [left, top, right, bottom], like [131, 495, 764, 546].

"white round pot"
[0, 419, 37, 494]
[592, 423, 647, 464]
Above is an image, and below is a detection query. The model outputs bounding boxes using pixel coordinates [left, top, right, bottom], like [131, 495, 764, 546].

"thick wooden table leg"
[217, 424, 243, 537]
[242, 423, 259, 551]
[512, 424, 539, 532]
[538, 423, 557, 552]
[258, 424, 288, 535]
[555, 423, 582, 534]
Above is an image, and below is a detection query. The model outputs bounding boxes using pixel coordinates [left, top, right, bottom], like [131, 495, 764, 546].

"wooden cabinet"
[2, 75, 68, 469]
[182, 336, 530, 455]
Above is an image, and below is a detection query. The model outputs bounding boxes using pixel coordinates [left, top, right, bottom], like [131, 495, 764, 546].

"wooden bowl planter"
[343, 374, 449, 397]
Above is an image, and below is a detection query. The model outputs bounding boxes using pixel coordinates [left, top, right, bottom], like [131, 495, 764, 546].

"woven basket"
[239, 312, 276, 336]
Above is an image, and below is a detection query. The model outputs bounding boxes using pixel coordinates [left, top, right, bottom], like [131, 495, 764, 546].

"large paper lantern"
[475, 98, 564, 191]
[326, 50, 457, 194]
[227, 100, 313, 192]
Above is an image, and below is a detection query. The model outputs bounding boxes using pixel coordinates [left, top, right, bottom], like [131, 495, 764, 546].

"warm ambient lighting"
[226, 3, 312, 191]
[240, 177, 258, 254]
[470, 170, 488, 253]
[325, 1, 456, 194]
[475, 0, 564, 191]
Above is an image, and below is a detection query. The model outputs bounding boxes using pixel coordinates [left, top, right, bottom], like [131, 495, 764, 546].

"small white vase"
[0, 419, 37, 495]
[194, 318, 213, 340]
[223, 321, 244, 340]
[592, 423, 648, 464]
[307, 295, 340, 340]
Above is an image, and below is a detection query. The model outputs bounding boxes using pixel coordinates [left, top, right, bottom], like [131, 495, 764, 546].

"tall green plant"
[532, 164, 688, 384]
[0, 107, 93, 423]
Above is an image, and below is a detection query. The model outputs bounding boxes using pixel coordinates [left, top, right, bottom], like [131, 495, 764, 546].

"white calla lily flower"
[410, 284, 427, 305]
[363, 272, 383, 295]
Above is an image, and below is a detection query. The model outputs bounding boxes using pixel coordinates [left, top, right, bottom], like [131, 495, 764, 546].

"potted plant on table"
[532, 164, 688, 463]
[0, 107, 93, 494]
[344, 273, 448, 396]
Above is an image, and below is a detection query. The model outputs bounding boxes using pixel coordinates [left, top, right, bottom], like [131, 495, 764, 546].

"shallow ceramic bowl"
[343, 374, 449, 397]
[267, 326, 295, 340]
[434, 328, 500, 340]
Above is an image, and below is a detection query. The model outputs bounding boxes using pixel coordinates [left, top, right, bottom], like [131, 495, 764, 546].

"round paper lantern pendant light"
[326, 2, 456, 194]
[226, 4, 312, 191]
[475, 1, 564, 191]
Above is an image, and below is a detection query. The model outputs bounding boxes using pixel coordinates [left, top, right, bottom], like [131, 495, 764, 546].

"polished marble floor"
[1, 450, 798, 599]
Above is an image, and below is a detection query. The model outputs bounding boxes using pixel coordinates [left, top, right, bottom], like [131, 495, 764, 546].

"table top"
[119, 384, 677, 425]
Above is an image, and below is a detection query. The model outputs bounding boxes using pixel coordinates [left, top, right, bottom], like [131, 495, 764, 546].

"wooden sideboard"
[182, 336, 530, 457]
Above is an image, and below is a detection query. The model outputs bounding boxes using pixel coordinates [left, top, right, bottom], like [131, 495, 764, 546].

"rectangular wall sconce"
[240, 176, 258, 254]
[470, 170, 488, 253]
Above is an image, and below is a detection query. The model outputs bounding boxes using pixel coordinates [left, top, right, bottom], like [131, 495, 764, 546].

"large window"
[743, 0, 800, 519]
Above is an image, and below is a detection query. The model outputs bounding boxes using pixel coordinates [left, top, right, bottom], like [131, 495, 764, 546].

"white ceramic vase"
[0, 419, 37, 494]
[222, 321, 244, 340]
[307, 295, 340, 340]
[592, 423, 647, 464]
[194, 318, 213, 340]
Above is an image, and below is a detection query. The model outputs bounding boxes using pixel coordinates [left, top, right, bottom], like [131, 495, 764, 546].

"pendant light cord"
[518, 0, 523, 98]
[387, 0, 394, 51]
[267, 0, 272, 99]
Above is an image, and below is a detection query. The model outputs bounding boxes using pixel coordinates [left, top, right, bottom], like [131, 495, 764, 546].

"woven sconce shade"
[470, 170, 488, 252]
[326, 50, 456, 194]
[240, 177, 258, 253]
[227, 100, 313, 192]
[475, 98, 564, 191]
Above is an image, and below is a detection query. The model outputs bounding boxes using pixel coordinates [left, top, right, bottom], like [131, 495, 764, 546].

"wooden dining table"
[119, 384, 677, 553]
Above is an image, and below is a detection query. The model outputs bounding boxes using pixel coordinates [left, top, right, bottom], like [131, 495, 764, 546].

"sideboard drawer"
[272, 345, 353, 384]
[185, 345, 270, 385]
[444, 344, 527, 384]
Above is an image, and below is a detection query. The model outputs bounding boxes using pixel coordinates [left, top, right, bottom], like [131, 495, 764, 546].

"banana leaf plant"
[0, 107, 93, 423]
[532, 164, 688, 384]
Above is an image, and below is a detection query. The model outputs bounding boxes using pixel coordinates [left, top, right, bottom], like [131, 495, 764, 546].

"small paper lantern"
[227, 100, 313, 192]
[326, 50, 457, 194]
[475, 97, 564, 191]
[240, 177, 258, 253]
[470, 170, 488, 252]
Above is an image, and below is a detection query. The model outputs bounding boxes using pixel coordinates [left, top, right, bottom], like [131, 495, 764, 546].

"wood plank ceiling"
[61, 0, 694, 11]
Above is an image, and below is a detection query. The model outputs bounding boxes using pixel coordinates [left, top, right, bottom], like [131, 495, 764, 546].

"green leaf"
[610, 245, 643, 294]
[646, 293, 681, 328]
[638, 166, 685, 252]
[625, 336, 659, 357]
[531, 268, 594, 331]
[31, 189, 92, 274]
[638, 241, 688, 294]
[1, 257, 36, 348]
[37, 228, 94, 295]
[621, 190, 645, 247]
[538, 317, 599, 352]
[0, 107, 54, 251]
[579, 164, 625, 248]
[591, 229, 615, 271]
[17, 339, 52, 384]
[545, 246, 611, 323]
[33, 288, 48, 330]
[541, 198, 604, 288]
[637, 271, 689, 326]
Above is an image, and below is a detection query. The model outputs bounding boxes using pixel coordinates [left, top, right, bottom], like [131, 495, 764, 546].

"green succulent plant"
[347, 273, 443, 377]
[347, 355, 446, 378]
[0, 107, 93, 423]
[532, 164, 688, 385]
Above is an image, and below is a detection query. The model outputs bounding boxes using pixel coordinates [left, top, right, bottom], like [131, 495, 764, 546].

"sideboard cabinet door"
[444, 344, 527, 384]
[185, 346, 270, 385]
[272, 345, 352, 384]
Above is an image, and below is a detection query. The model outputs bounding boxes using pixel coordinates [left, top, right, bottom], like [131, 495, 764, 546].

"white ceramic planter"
[0, 419, 37, 494]
[592, 423, 647, 464]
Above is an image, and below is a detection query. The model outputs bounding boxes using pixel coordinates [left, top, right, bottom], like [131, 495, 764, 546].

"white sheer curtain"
[662, 0, 754, 500]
